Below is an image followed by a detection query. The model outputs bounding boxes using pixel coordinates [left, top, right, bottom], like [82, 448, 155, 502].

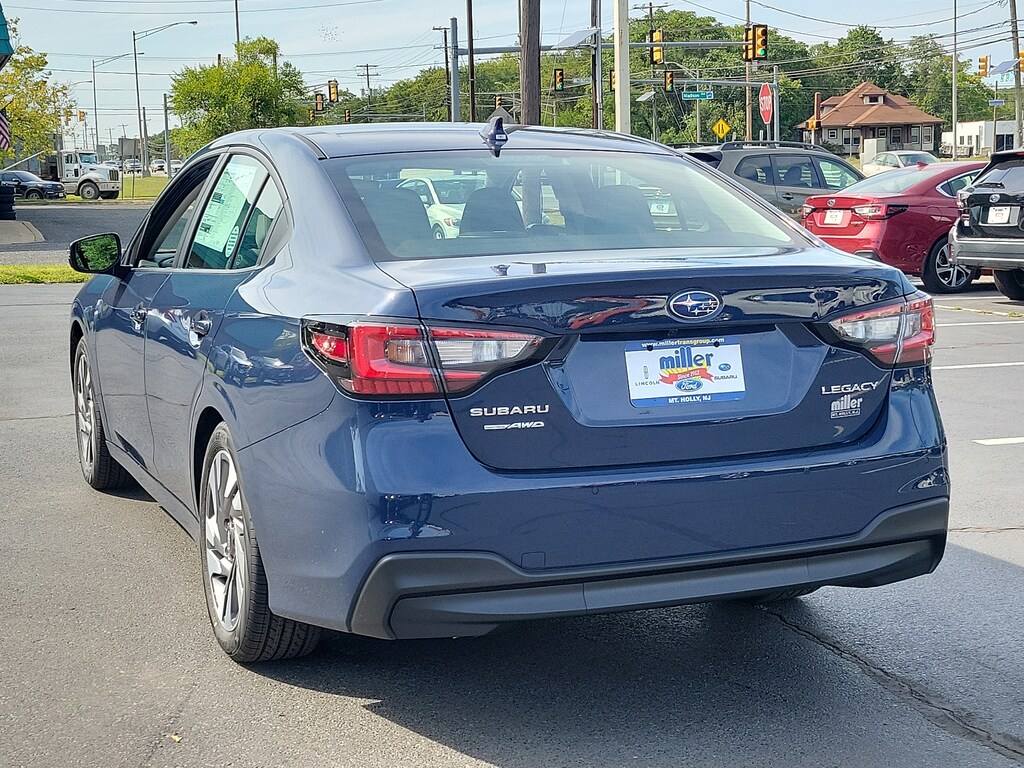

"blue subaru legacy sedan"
[68, 122, 948, 662]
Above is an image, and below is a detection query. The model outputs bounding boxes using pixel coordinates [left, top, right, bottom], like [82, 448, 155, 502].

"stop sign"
[758, 82, 773, 124]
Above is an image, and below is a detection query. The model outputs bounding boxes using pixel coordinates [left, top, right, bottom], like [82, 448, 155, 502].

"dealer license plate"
[823, 209, 844, 225]
[624, 337, 746, 408]
[987, 206, 1012, 224]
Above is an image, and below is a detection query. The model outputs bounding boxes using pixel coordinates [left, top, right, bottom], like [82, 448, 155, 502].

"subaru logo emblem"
[827, 198, 836, 207]
[990, 193, 1001, 203]
[667, 290, 723, 322]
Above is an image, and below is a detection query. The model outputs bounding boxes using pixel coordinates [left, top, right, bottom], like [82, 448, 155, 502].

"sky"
[1, 0, 1014, 147]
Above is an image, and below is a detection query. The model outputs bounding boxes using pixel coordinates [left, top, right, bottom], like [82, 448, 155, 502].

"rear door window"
[815, 158, 860, 190]
[975, 162, 1024, 189]
[735, 156, 773, 185]
[186, 155, 268, 270]
[773, 155, 819, 188]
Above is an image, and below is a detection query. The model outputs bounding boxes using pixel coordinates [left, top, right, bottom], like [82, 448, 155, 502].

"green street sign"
[680, 91, 714, 101]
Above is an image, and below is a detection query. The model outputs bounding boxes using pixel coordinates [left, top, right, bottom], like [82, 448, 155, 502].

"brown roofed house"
[798, 82, 943, 156]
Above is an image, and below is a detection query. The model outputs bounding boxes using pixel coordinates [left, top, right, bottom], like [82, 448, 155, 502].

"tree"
[170, 37, 306, 155]
[905, 35, 992, 128]
[0, 18, 71, 163]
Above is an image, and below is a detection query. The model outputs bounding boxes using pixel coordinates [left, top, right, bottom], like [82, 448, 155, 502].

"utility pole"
[434, 26, 452, 120]
[519, 0, 540, 124]
[142, 106, 149, 173]
[450, 17, 462, 121]
[234, 0, 241, 51]
[613, 0, 630, 133]
[745, 0, 752, 140]
[646, 3, 659, 143]
[356, 64, 379, 109]
[467, 0, 478, 121]
[1011, 0, 1023, 147]
[953, 0, 959, 157]
[163, 93, 171, 178]
[591, 0, 603, 128]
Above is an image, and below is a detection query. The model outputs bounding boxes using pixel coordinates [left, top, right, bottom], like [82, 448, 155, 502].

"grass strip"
[0, 265, 89, 284]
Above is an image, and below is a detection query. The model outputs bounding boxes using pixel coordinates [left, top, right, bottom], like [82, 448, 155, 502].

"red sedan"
[801, 161, 985, 293]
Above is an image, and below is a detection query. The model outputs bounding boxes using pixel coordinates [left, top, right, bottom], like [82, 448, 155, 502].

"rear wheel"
[73, 340, 131, 490]
[993, 269, 1024, 300]
[922, 239, 976, 294]
[99, 191, 119, 200]
[78, 181, 100, 201]
[200, 424, 321, 662]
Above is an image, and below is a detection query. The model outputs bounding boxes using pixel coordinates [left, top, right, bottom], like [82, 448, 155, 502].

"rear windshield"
[324, 149, 798, 261]
[840, 168, 936, 195]
[900, 153, 937, 165]
[974, 160, 1024, 189]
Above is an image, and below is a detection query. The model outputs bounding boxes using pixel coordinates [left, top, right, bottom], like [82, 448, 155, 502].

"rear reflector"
[825, 292, 934, 366]
[303, 321, 545, 397]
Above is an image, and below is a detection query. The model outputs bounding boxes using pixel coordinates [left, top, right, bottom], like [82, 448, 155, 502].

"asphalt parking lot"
[2, 206, 1024, 767]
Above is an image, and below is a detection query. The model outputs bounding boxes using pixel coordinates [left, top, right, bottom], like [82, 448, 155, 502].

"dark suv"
[949, 148, 1024, 300]
[674, 141, 863, 217]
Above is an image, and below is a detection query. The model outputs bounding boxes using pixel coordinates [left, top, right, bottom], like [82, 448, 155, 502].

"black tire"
[432, 225, 446, 240]
[78, 181, 100, 201]
[993, 269, 1024, 301]
[199, 423, 321, 662]
[73, 340, 131, 490]
[25, 189, 43, 200]
[744, 587, 819, 604]
[922, 239, 977, 294]
[100, 191, 119, 200]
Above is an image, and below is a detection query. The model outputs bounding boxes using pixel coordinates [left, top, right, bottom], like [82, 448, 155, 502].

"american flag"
[0, 108, 11, 151]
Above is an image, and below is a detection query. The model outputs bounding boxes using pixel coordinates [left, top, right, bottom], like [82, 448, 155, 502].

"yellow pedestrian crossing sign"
[712, 118, 731, 140]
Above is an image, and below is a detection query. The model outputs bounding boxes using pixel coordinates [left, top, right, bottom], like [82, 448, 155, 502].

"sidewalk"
[0, 220, 44, 246]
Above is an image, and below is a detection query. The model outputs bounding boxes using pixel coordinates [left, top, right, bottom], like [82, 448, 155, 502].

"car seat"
[459, 187, 526, 235]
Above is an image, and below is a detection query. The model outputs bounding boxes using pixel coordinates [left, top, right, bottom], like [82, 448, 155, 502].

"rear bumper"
[352, 498, 948, 639]
[949, 227, 1024, 270]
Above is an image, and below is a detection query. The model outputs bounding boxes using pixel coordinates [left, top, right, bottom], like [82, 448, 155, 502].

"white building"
[941, 120, 1017, 156]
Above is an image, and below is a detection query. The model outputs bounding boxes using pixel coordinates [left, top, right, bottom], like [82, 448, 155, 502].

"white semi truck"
[41, 150, 121, 200]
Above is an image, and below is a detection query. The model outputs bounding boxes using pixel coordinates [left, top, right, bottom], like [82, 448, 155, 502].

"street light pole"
[132, 21, 197, 177]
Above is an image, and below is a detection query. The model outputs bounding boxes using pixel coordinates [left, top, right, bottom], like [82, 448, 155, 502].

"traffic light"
[807, 118, 820, 131]
[1019, 50, 1024, 73]
[742, 26, 753, 62]
[553, 68, 564, 92]
[308, 108, 316, 124]
[752, 24, 769, 60]
[651, 29, 664, 65]
[609, 70, 616, 91]
[495, 95, 503, 108]
[64, 108, 72, 126]
[328, 79, 339, 103]
[344, 108, 351, 122]
[978, 56, 991, 77]
[77, 109, 85, 122]
[315, 92, 325, 112]
[664, 71, 674, 92]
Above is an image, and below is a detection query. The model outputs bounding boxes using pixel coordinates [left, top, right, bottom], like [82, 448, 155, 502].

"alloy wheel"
[204, 449, 247, 633]
[934, 243, 972, 289]
[75, 353, 95, 478]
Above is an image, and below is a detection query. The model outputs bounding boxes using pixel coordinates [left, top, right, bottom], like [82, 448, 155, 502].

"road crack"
[764, 607, 1024, 764]
[950, 526, 1024, 533]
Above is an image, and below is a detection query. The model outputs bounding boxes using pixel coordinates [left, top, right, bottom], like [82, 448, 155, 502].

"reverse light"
[800, 204, 814, 219]
[302, 321, 545, 397]
[851, 203, 907, 220]
[825, 292, 934, 366]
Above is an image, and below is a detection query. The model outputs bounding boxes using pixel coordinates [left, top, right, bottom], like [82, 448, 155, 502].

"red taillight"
[851, 203, 907, 220]
[800, 204, 814, 219]
[825, 292, 934, 366]
[303, 321, 545, 397]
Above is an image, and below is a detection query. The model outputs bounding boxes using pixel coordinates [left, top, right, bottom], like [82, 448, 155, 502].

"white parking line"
[934, 305, 1024, 318]
[973, 437, 1024, 446]
[933, 361, 1024, 370]
[937, 320, 1024, 327]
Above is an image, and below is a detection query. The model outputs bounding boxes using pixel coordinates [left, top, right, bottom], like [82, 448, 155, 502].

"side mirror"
[69, 233, 122, 274]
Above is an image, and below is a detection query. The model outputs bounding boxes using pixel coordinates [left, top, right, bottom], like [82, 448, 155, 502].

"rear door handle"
[191, 310, 213, 338]
[780, 192, 795, 200]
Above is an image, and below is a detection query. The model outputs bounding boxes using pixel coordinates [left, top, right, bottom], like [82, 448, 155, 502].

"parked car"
[68, 122, 947, 662]
[861, 150, 939, 177]
[0, 170, 66, 200]
[123, 159, 142, 173]
[802, 161, 985, 293]
[950, 148, 1024, 299]
[397, 175, 486, 239]
[677, 141, 863, 217]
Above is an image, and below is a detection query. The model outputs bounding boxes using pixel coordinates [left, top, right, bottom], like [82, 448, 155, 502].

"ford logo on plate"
[668, 290, 723, 322]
